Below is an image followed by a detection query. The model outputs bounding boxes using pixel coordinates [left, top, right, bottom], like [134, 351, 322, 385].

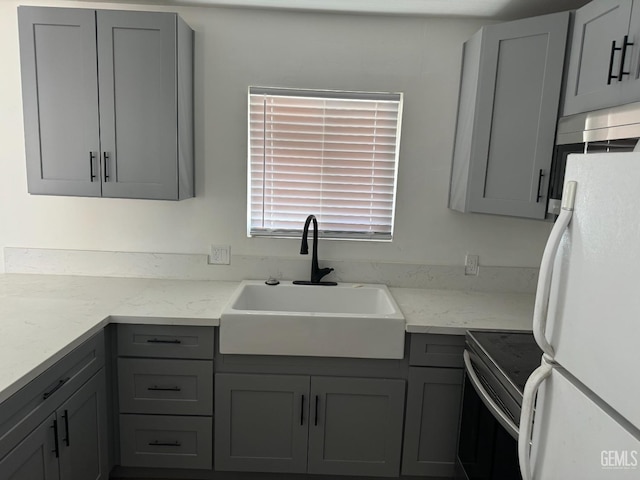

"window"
[248, 87, 403, 240]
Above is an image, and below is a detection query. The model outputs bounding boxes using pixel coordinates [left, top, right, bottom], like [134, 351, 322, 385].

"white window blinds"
[248, 87, 402, 240]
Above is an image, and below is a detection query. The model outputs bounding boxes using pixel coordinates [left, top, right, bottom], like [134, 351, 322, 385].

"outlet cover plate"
[209, 245, 230, 265]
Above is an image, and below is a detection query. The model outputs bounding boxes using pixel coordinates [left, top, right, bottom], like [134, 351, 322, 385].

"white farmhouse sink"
[219, 280, 405, 359]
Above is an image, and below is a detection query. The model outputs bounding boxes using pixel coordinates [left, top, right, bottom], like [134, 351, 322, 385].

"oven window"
[457, 375, 521, 479]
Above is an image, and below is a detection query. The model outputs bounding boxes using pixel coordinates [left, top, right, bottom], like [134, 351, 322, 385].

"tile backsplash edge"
[3, 247, 538, 294]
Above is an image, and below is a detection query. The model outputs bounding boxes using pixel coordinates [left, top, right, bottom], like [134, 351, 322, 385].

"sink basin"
[219, 280, 405, 359]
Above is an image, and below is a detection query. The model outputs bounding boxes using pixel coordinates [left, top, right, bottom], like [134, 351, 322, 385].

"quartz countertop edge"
[0, 273, 534, 404]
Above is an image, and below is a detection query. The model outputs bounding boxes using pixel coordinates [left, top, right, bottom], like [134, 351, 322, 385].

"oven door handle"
[463, 350, 518, 438]
[533, 181, 577, 357]
[518, 356, 553, 480]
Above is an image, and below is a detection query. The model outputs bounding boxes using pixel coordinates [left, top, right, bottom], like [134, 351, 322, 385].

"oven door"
[456, 350, 521, 480]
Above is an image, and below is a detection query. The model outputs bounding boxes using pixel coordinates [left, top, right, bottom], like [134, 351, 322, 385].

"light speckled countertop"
[0, 273, 533, 403]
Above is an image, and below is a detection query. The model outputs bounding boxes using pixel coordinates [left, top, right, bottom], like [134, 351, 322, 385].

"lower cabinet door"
[0, 414, 60, 480]
[307, 376, 406, 477]
[57, 370, 108, 480]
[401, 367, 464, 477]
[120, 414, 212, 469]
[214, 373, 309, 473]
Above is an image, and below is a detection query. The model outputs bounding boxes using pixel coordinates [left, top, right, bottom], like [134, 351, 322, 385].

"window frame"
[246, 86, 403, 241]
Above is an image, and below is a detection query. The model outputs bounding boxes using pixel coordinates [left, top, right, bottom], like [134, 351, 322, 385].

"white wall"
[0, 0, 553, 275]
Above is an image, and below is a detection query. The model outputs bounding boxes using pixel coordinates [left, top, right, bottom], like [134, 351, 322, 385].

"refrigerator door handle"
[533, 181, 577, 356]
[518, 356, 553, 480]
[463, 350, 519, 438]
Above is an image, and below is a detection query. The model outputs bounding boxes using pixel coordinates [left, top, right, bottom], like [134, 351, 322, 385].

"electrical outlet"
[209, 245, 230, 265]
[465, 254, 479, 276]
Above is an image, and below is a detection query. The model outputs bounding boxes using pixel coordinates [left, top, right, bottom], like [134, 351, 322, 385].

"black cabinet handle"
[147, 385, 181, 392]
[618, 35, 634, 80]
[608, 39, 622, 85]
[62, 410, 70, 446]
[146, 338, 182, 344]
[43, 377, 69, 400]
[300, 395, 305, 426]
[148, 440, 181, 447]
[89, 152, 96, 181]
[51, 420, 60, 458]
[536, 169, 545, 203]
[104, 152, 110, 181]
[314, 395, 319, 426]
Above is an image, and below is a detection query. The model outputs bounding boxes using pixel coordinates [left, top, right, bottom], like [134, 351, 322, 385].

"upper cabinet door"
[96, 11, 179, 200]
[563, 0, 633, 116]
[18, 7, 102, 197]
[449, 12, 569, 220]
[622, 1, 640, 104]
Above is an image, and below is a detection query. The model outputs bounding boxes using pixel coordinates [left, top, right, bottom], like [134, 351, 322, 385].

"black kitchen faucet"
[293, 215, 337, 286]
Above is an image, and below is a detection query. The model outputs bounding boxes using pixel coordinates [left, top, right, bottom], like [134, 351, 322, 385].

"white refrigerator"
[518, 152, 640, 480]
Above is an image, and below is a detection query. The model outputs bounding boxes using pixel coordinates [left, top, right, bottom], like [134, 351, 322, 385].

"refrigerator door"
[525, 366, 640, 479]
[541, 152, 640, 430]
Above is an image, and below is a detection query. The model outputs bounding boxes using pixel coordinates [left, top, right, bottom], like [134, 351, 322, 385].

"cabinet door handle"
[62, 410, 71, 447]
[103, 152, 110, 181]
[314, 395, 319, 426]
[536, 169, 545, 203]
[148, 440, 181, 447]
[89, 152, 96, 181]
[146, 338, 182, 344]
[62, 410, 70, 446]
[300, 395, 305, 426]
[43, 377, 69, 400]
[147, 385, 181, 392]
[608, 39, 622, 85]
[618, 35, 634, 80]
[51, 419, 60, 458]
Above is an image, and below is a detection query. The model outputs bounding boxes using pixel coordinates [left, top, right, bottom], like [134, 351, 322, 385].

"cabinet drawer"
[0, 331, 105, 459]
[409, 334, 464, 368]
[118, 358, 213, 415]
[119, 414, 212, 470]
[117, 324, 214, 359]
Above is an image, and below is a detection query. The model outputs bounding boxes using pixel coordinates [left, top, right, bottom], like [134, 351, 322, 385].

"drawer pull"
[147, 385, 182, 392]
[146, 338, 182, 344]
[43, 377, 70, 400]
[148, 440, 182, 447]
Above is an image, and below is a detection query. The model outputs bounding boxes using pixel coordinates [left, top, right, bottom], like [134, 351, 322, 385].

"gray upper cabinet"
[18, 7, 101, 197]
[563, 0, 640, 115]
[18, 6, 194, 200]
[449, 12, 570, 219]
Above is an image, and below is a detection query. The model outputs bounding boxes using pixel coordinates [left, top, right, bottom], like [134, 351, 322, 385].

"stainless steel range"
[455, 330, 542, 480]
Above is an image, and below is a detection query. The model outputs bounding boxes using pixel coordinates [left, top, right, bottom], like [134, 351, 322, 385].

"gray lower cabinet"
[401, 367, 464, 477]
[308, 376, 405, 477]
[214, 373, 309, 473]
[0, 333, 108, 480]
[0, 414, 59, 480]
[215, 373, 406, 477]
[56, 370, 109, 480]
[119, 414, 212, 470]
[116, 324, 214, 471]
[563, 0, 640, 115]
[449, 12, 569, 219]
[17, 6, 194, 200]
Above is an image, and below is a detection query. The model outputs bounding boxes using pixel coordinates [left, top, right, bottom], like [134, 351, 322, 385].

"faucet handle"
[314, 267, 334, 283]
